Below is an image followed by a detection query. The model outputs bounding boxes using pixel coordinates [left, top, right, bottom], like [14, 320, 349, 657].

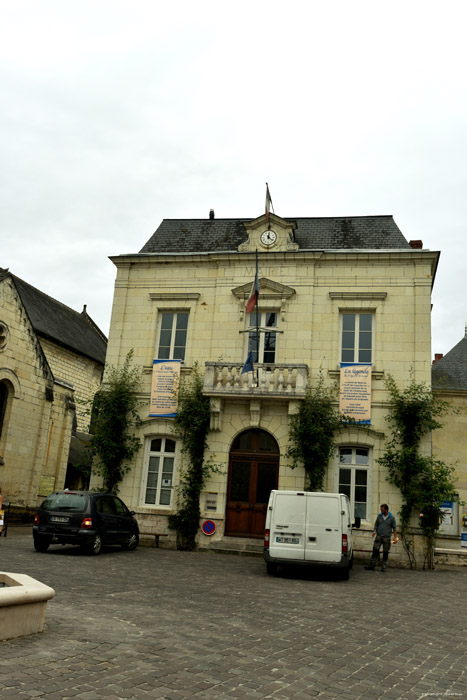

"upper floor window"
[341, 313, 372, 364]
[144, 437, 176, 507]
[337, 446, 369, 519]
[157, 312, 189, 361]
[247, 311, 277, 364]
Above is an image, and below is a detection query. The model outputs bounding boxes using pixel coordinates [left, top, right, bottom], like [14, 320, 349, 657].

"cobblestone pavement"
[0, 528, 466, 700]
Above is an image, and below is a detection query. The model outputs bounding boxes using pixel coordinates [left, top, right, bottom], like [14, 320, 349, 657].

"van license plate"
[50, 516, 69, 523]
[276, 536, 299, 544]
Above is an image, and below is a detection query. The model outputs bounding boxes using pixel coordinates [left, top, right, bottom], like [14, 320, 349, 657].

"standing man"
[365, 504, 397, 571]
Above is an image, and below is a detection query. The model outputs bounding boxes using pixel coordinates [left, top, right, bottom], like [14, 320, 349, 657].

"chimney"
[209, 209, 215, 220]
[409, 240, 423, 249]
[432, 353, 443, 365]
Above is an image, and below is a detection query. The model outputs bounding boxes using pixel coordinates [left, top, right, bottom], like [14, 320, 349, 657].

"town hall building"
[101, 207, 442, 561]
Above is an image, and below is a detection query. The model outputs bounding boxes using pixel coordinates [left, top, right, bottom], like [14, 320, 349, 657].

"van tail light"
[342, 534, 348, 553]
[34, 514, 40, 525]
[81, 517, 93, 529]
[264, 529, 270, 547]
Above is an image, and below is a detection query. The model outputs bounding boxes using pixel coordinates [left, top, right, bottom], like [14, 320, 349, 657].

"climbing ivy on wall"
[83, 350, 142, 494]
[168, 365, 215, 551]
[287, 375, 345, 491]
[378, 373, 457, 568]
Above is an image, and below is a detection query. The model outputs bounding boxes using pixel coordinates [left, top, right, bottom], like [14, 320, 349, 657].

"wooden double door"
[225, 429, 279, 539]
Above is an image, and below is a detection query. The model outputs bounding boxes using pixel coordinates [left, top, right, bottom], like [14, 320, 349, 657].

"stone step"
[200, 536, 264, 557]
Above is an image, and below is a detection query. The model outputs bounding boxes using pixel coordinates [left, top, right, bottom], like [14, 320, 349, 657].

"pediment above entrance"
[232, 277, 296, 301]
[238, 213, 299, 253]
[232, 278, 296, 321]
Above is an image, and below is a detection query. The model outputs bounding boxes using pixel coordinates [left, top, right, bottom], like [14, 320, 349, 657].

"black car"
[33, 491, 139, 555]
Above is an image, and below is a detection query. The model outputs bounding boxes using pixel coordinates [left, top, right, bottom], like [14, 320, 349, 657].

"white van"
[263, 490, 360, 579]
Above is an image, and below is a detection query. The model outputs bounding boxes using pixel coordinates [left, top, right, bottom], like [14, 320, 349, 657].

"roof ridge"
[159, 214, 396, 222]
[10, 273, 107, 365]
[12, 274, 102, 327]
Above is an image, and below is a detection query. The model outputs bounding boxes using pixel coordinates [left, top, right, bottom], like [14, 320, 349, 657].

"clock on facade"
[260, 230, 277, 247]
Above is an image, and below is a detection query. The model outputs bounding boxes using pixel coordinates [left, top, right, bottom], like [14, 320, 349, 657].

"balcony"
[203, 362, 309, 399]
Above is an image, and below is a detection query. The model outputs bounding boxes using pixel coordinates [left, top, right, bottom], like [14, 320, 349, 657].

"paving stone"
[1, 528, 467, 698]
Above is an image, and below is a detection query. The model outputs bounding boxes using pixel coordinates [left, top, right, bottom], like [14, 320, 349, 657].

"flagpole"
[265, 182, 274, 230]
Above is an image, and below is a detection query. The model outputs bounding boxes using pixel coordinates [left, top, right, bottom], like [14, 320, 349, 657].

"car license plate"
[276, 536, 299, 544]
[50, 516, 69, 523]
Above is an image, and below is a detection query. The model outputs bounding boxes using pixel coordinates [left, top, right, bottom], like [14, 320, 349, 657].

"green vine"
[287, 375, 345, 491]
[168, 365, 215, 551]
[378, 373, 457, 568]
[83, 350, 142, 494]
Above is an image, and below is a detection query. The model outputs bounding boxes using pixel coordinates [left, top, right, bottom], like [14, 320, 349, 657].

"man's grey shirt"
[373, 513, 397, 538]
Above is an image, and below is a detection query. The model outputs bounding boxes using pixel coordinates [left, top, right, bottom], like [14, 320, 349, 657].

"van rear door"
[304, 494, 341, 563]
[268, 491, 306, 561]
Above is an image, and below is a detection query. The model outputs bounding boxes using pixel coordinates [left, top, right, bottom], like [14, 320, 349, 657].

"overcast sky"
[1, 1, 466, 358]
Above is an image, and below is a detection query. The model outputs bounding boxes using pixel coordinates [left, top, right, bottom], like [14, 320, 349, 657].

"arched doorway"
[225, 429, 279, 538]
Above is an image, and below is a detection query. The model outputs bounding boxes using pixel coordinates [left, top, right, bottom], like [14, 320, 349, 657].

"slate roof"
[0, 269, 107, 365]
[432, 333, 467, 391]
[139, 215, 412, 254]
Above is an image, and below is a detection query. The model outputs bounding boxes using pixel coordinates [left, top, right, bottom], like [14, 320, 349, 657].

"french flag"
[265, 183, 273, 227]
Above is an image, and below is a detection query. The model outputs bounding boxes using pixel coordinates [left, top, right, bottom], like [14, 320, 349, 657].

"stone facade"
[39, 338, 104, 434]
[100, 210, 443, 566]
[0, 270, 106, 507]
[431, 332, 467, 566]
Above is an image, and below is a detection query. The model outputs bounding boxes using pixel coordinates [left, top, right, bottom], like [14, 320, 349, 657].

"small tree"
[378, 373, 457, 568]
[85, 351, 142, 493]
[287, 376, 344, 491]
[168, 365, 213, 550]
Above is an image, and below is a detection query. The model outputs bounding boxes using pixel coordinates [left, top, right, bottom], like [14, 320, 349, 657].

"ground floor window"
[337, 446, 369, 520]
[144, 437, 176, 507]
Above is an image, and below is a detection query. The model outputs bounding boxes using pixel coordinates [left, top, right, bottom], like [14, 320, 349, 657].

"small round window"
[0, 322, 9, 351]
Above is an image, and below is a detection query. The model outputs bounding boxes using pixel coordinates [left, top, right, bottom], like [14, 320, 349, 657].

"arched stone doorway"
[224, 429, 279, 538]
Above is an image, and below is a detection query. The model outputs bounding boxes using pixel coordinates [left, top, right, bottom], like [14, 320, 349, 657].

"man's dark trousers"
[368, 535, 391, 570]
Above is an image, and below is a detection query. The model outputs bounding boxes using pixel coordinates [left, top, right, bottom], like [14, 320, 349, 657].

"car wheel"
[33, 534, 51, 552]
[87, 533, 103, 556]
[122, 532, 139, 551]
[266, 562, 277, 576]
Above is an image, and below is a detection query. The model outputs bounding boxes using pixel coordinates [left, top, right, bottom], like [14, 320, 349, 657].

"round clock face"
[260, 229, 277, 246]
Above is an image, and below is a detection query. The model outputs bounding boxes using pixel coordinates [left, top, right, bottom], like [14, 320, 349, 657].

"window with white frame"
[144, 437, 176, 507]
[337, 446, 369, 519]
[341, 313, 372, 363]
[157, 312, 189, 361]
[247, 311, 278, 363]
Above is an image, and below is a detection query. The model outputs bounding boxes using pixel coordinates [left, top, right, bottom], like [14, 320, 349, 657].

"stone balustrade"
[203, 362, 308, 398]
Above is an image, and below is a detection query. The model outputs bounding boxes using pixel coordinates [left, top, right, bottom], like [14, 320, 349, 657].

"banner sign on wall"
[339, 363, 372, 424]
[149, 360, 181, 418]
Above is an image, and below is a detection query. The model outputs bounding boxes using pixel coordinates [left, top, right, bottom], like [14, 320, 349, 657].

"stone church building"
[0, 269, 107, 508]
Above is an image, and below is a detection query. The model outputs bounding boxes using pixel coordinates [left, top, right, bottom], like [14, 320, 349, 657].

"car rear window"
[41, 493, 88, 513]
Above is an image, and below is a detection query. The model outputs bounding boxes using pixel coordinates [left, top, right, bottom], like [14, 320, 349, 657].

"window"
[157, 312, 188, 361]
[247, 311, 278, 363]
[341, 313, 372, 363]
[338, 447, 369, 519]
[0, 382, 8, 440]
[95, 496, 116, 515]
[113, 497, 129, 517]
[144, 438, 176, 507]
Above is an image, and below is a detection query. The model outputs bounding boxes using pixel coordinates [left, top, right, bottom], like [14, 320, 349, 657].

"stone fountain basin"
[0, 572, 55, 639]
